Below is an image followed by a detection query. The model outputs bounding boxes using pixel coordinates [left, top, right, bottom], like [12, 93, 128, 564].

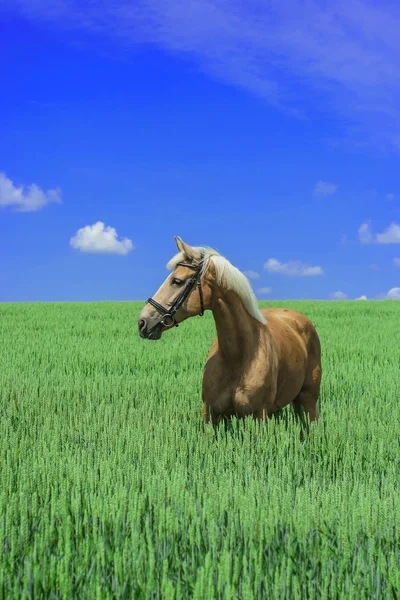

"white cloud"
[387, 287, 400, 299]
[257, 287, 272, 296]
[313, 181, 337, 196]
[243, 270, 260, 280]
[359, 222, 400, 244]
[330, 291, 348, 300]
[6, 0, 400, 149]
[0, 172, 62, 212]
[355, 295, 368, 300]
[393, 258, 400, 268]
[265, 258, 323, 277]
[70, 222, 134, 255]
[386, 193, 395, 201]
[358, 223, 372, 244]
[369, 263, 379, 271]
[376, 223, 400, 244]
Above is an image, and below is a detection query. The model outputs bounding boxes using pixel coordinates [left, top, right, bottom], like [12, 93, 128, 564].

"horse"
[138, 236, 322, 428]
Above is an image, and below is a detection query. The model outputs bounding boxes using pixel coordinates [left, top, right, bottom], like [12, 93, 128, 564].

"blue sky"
[1, 0, 400, 301]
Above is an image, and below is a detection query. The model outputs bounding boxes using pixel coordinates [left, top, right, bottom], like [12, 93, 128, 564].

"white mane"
[167, 246, 266, 325]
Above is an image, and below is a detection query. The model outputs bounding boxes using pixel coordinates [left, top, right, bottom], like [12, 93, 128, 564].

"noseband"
[146, 254, 205, 330]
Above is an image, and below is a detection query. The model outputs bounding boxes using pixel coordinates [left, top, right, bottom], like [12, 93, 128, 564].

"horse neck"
[211, 287, 265, 363]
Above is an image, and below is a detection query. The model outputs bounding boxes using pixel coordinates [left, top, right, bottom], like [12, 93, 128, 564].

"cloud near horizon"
[387, 287, 400, 299]
[70, 222, 134, 255]
[0, 172, 62, 212]
[265, 258, 323, 277]
[6, 0, 400, 150]
[256, 287, 272, 297]
[359, 222, 400, 244]
[330, 291, 348, 300]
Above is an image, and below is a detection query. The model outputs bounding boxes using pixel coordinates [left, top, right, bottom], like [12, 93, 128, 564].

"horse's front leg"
[252, 407, 270, 421]
[202, 401, 219, 428]
[250, 386, 277, 423]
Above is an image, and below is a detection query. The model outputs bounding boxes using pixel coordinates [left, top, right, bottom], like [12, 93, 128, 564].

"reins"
[146, 254, 205, 331]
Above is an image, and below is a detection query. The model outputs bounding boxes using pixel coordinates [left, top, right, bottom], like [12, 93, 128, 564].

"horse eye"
[172, 278, 184, 286]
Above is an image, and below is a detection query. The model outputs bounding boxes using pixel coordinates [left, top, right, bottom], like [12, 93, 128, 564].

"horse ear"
[174, 236, 184, 253]
[174, 236, 201, 261]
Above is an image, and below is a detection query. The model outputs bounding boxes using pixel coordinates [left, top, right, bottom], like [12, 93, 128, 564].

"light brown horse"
[138, 237, 322, 427]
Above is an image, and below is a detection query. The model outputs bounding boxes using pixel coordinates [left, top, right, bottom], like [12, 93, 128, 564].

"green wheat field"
[1, 301, 400, 599]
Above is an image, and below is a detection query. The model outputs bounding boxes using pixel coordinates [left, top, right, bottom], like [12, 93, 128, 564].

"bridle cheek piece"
[146, 254, 205, 332]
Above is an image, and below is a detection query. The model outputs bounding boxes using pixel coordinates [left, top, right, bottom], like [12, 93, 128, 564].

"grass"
[1, 300, 400, 599]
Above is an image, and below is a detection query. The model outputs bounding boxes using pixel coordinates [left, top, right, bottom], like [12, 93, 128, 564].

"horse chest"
[202, 363, 265, 417]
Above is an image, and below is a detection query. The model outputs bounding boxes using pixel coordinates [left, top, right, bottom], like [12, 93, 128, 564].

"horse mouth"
[143, 322, 167, 340]
[147, 328, 162, 340]
[141, 319, 177, 340]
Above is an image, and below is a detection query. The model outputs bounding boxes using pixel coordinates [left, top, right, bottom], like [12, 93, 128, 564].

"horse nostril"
[139, 319, 147, 333]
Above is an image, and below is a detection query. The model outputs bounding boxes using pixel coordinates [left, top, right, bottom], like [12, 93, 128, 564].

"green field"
[1, 301, 400, 599]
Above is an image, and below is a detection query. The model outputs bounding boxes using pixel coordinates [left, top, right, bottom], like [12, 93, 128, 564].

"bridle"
[146, 254, 205, 332]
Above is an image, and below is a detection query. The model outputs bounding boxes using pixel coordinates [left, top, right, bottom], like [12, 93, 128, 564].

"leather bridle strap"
[146, 254, 205, 330]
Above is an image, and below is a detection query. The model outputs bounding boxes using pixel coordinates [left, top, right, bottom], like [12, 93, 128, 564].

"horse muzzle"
[138, 317, 173, 340]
